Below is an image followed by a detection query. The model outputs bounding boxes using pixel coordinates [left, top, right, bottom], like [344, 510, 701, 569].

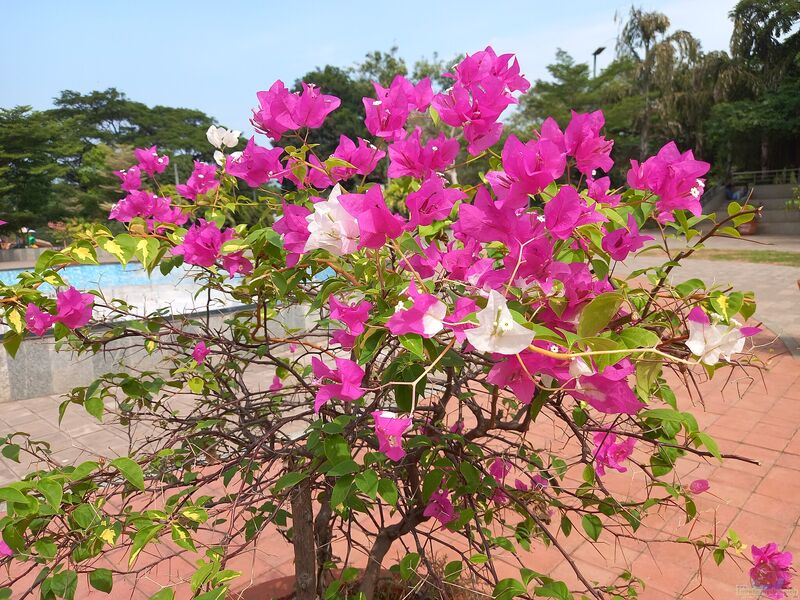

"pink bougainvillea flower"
[593, 431, 636, 477]
[176, 161, 219, 201]
[442, 296, 478, 344]
[689, 479, 710, 494]
[331, 329, 357, 350]
[329, 295, 372, 336]
[252, 80, 340, 139]
[363, 77, 414, 141]
[0, 539, 13, 558]
[113, 166, 142, 192]
[627, 141, 710, 223]
[339, 185, 405, 249]
[387, 128, 460, 179]
[371, 410, 413, 462]
[406, 176, 466, 228]
[134, 145, 169, 176]
[563, 110, 614, 175]
[221, 251, 253, 278]
[586, 176, 621, 207]
[172, 219, 235, 268]
[304, 185, 360, 256]
[25, 303, 55, 336]
[602, 214, 654, 261]
[330, 135, 385, 181]
[488, 458, 512, 482]
[251, 80, 297, 139]
[431, 78, 514, 155]
[109, 191, 188, 230]
[686, 307, 760, 365]
[226, 137, 284, 187]
[424, 489, 455, 526]
[572, 369, 642, 415]
[311, 357, 365, 413]
[387, 282, 446, 338]
[55, 287, 93, 329]
[750, 543, 793, 599]
[455, 186, 537, 254]
[291, 82, 342, 129]
[269, 375, 283, 392]
[544, 186, 604, 240]
[273, 202, 312, 267]
[466, 290, 534, 355]
[487, 134, 566, 210]
[192, 341, 209, 364]
[446, 46, 530, 94]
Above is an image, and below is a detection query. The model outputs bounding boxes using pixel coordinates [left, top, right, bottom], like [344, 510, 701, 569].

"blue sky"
[3, 0, 736, 134]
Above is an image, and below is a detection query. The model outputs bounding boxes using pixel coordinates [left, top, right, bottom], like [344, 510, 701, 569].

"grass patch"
[688, 249, 800, 266]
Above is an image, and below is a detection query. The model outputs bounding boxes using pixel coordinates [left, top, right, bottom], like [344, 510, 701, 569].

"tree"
[728, 0, 800, 170]
[0, 107, 79, 228]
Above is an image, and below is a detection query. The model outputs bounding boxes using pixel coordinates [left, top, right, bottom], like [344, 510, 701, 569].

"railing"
[731, 168, 800, 186]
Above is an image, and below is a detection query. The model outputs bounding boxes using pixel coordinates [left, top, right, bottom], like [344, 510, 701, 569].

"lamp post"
[592, 46, 606, 78]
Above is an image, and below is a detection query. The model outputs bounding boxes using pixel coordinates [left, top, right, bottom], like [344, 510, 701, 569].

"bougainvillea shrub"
[0, 46, 791, 600]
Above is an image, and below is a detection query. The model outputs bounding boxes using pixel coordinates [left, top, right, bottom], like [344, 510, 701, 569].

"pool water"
[0, 262, 192, 290]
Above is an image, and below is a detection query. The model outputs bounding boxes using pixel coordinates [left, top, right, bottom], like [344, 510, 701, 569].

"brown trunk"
[358, 507, 425, 600]
[291, 483, 316, 600]
[314, 485, 334, 597]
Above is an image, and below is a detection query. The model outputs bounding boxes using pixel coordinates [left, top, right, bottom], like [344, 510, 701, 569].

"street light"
[592, 46, 606, 78]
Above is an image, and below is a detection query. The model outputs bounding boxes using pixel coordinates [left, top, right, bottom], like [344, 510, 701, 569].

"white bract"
[466, 290, 534, 355]
[206, 125, 241, 150]
[421, 299, 446, 337]
[686, 318, 745, 365]
[304, 184, 360, 256]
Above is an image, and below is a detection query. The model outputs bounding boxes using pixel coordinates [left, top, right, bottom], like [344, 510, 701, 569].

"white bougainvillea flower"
[686, 307, 758, 365]
[304, 184, 360, 256]
[206, 125, 241, 150]
[466, 290, 534, 355]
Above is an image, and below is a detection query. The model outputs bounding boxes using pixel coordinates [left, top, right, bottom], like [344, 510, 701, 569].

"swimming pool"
[0, 262, 192, 290]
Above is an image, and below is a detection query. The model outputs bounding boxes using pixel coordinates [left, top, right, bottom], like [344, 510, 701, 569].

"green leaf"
[692, 431, 722, 462]
[560, 515, 572, 537]
[581, 514, 602, 541]
[84, 396, 104, 421]
[399, 553, 420, 581]
[89, 568, 113, 593]
[399, 334, 425, 359]
[378, 479, 398, 505]
[713, 548, 725, 565]
[171, 523, 196, 552]
[187, 377, 205, 394]
[3, 331, 22, 358]
[330, 476, 353, 508]
[111, 457, 145, 491]
[129, 524, 163, 567]
[1, 444, 20, 463]
[535, 580, 572, 600]
[49, 571, 78, 600]
[0, 486, 28, 505]
[443, 560, 462, 582]
[422, 469, 444, 503]
[37, 479, 63, 509]
[148, 589, 175, 600]
[356, 328, 386, 365]
[274, 472, 305, 493]
[493, 578, 528, 600]
[355, 470, 379, 499]
[577, 292, 623, 338]
[327, 459, 360, 476]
